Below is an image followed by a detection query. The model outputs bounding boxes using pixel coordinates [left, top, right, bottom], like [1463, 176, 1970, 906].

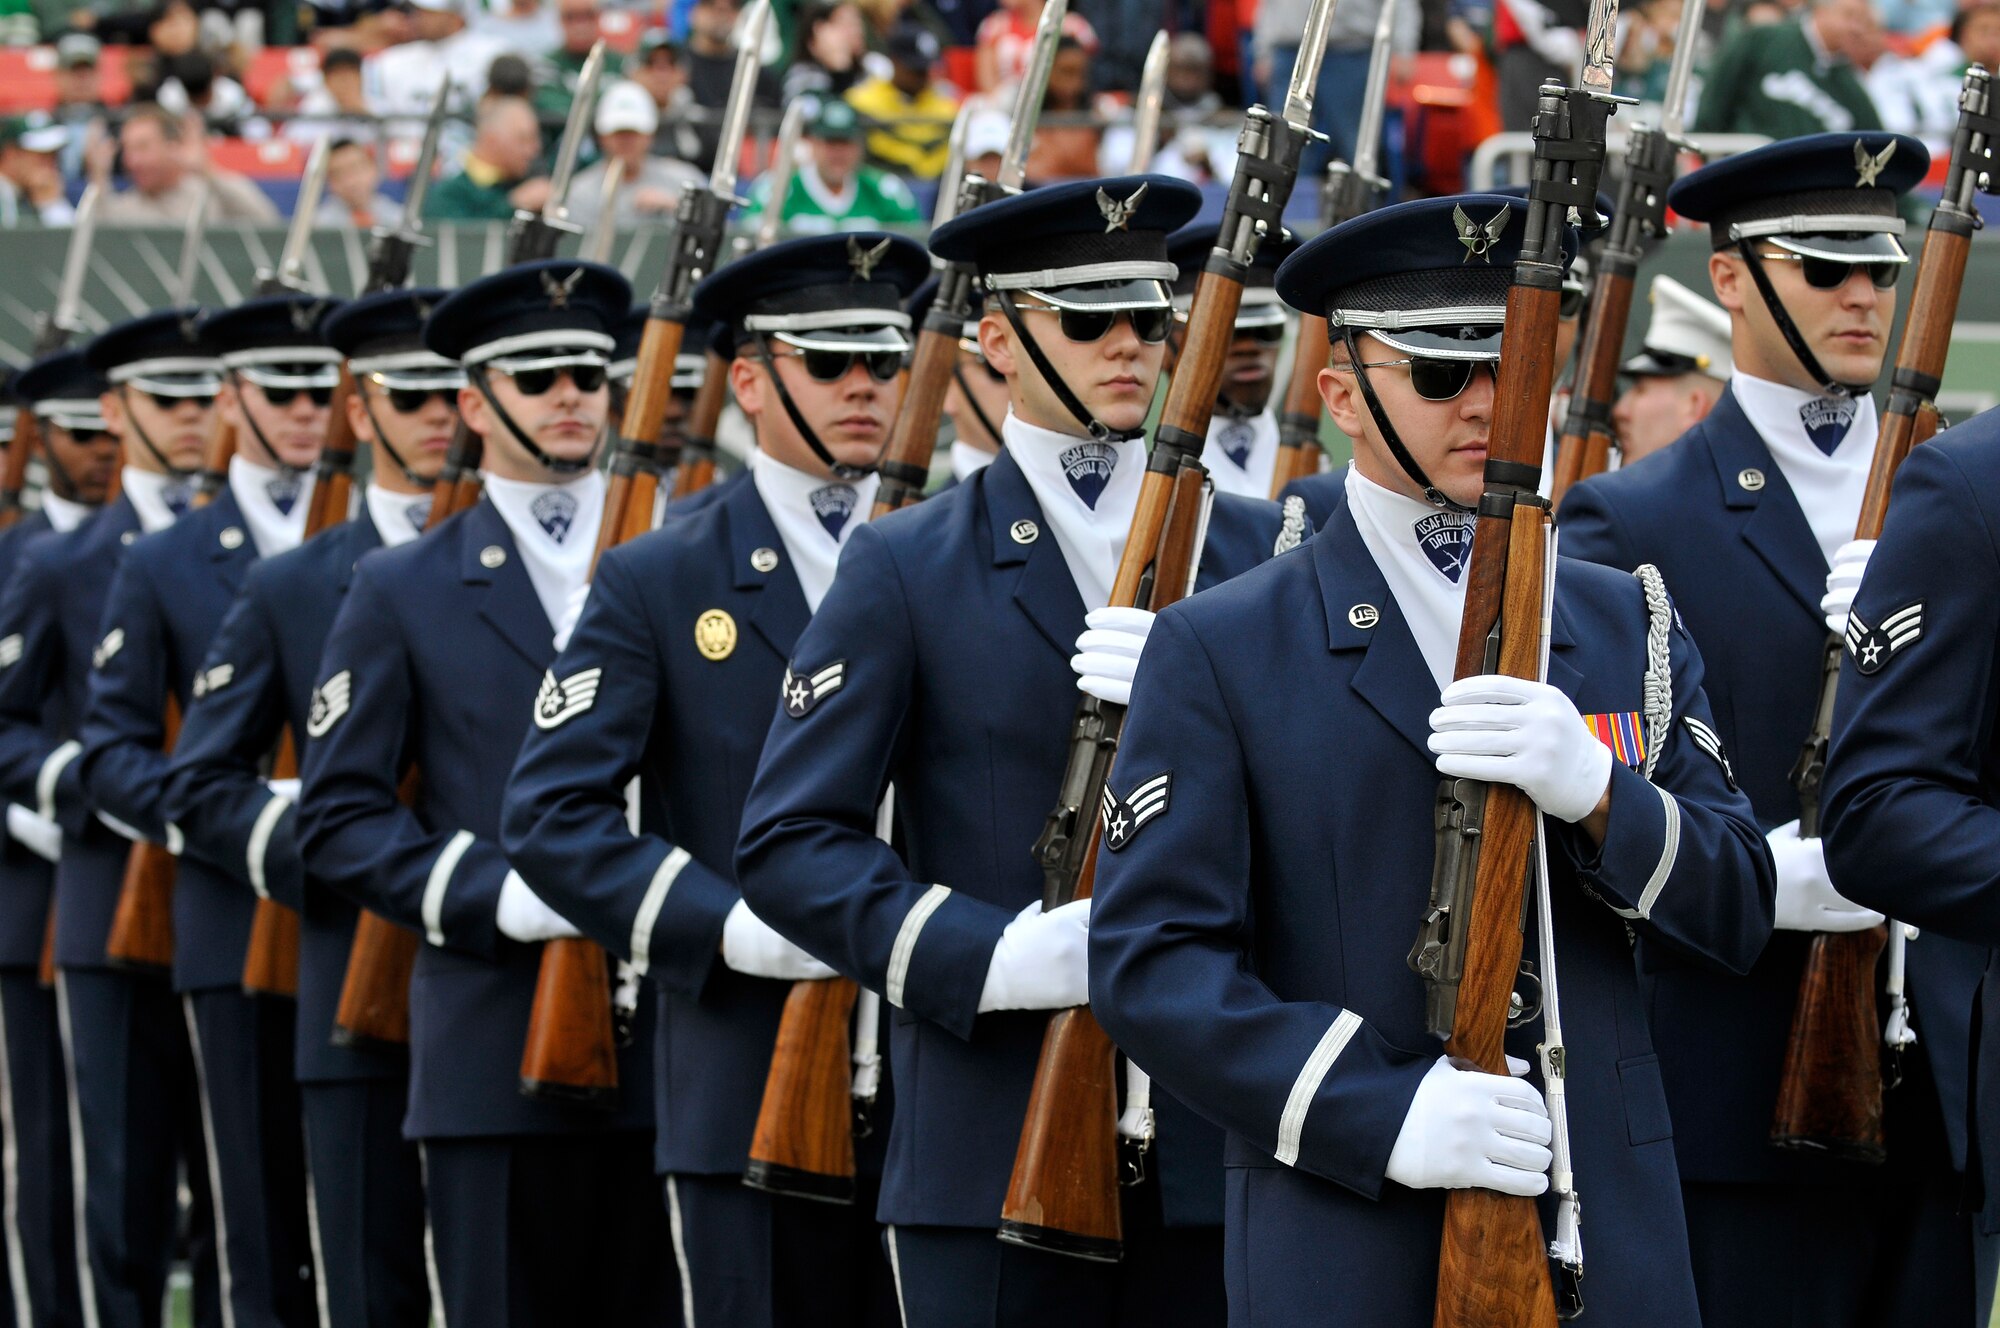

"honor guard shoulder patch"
[92, 628, 123, 670]
[534, 667, 603, 730]
[0, 634, 22, 669]
[306, 670, 352, 738]
[1681, 715, 1737, 790]
[192, 663, 234, 698]
[1846, 602, 1923, 675]
[782, 661, 845, 718]
[1101, 772, 1171, 851]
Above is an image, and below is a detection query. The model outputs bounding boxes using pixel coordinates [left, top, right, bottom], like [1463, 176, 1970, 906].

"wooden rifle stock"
[745, 975, 862, 1201]
[668, 350, 729, 502]
[1547, 257, 1635, 508]
[1271, 314, 1330, 498]
[872, 323, 956, 520]
[0, 408, 41, 530]
[105, 696, 183, 972]
[1773, 80, 1984, 1159]
[36, 909, 54, 988]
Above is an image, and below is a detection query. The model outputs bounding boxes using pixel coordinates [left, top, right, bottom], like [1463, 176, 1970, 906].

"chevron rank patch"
[192, 663, 234, 698]
[781, 661, 845, 718]
[0, 634, 22, 669]
[91, 628, 123, 670]
[306, 670, 352, 738]
[1583, 710, 1647, 770]
[533, 666, 603, 730]
[1681, 715, 1736, 790]
[1101, 771, 1171, 851]
[1846, 602, 1923, 675]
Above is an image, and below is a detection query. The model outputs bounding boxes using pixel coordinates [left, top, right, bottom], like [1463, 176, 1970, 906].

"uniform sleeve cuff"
[247, 794, 306, 911]
[630, 846, 740, 999]
[424, 831, 507, 958]
[886, 885, 1013, 1040]
[1282, 1018, 1433, 1199]
[1564, 761, 1679, 921]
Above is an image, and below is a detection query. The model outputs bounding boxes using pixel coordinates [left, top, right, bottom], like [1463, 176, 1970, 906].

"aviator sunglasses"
[497, 363, 609, 395]
[1021, 300, 1174, 346]
[771, 346, 904, 384]
[255, 383, 335, 408]
[1346, 355, 1496, 403]
[1759, 250, 1900, 291]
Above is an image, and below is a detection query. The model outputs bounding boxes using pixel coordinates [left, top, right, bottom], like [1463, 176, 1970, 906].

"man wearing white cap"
[1609, 274, 1732, 468]
[566, 80, 706, 234]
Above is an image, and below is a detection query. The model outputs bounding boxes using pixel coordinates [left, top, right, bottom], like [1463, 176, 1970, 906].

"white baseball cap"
[964, 109, 1008, 161]
[595, 79, 658, 137]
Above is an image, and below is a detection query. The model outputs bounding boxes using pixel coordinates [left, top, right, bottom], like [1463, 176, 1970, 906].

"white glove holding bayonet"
[720, 899, 837, 981]
[1428, 676, 1613, 824]
[496, 870, 583, 942]
[1767, 819, 1884, 933]
[1072, 607, 1156, 707]
[1821, 539, 1875, 636]
[979, 898, 1091, 1012]
[1385, 1055, 1552, 1196]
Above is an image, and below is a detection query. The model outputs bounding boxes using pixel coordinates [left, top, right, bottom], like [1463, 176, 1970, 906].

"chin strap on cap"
[749, 332, 873, 482]
[1733, 242, 1872, 398]
[996, 293, 1147, 445]
[469, 368, 599, 477]
[1341, 328, 1474, 514]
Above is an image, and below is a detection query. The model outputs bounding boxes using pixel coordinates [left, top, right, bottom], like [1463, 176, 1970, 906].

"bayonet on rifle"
[172, 180, 210, 308]
[1127, 31, 1171, 172]
[51, 182, 101, 345]
[929, 104, 974, 233]
[997, 0, 1068, 192]
[755, 97, 809, 250]
[510, 42, 608, 261]
[708, 0, 770, 204]
[266, 136, 331, 295]
[365, 75, 450, 294]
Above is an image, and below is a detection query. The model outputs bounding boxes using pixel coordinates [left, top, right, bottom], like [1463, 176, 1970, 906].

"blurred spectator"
[631, 29, 708, 163]
[367, 0, 511, 124]
[1023, 35, 1113, 181]
[1869, 0, 1997, 142]
[425, 93, 551, 219]
[783, 0, 868, 105]
[90, 104, 280, 225]
[846, 20, 958, 179]
[1100, 32, 1225, 172]
[153, 52, 265, 137]
[473, 0, 561, 53]
[315, 137, 404, 228]
[1876, 0, 1954, 36]
[1693, 0, 1881, 136]
[973, 0, 1096, 94]
[962, 105, 1004, 178]
[147, 0, 202, 64]
[0, 116, 75, 227]
[535, 0, 625, 123]
[0, 0, 32, 47]
[1616, 0, 1702, 114]
[1491, 0, 1591, 131]
[486, 52, 536, 99]
[566, 80, 704, 231]
[684, 0, 780, 170]
[285, 48, 377, 144]
[51, 34, 109, 183]
[742, 96, 920, 234]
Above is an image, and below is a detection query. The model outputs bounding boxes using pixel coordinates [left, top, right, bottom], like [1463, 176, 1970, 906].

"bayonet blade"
[1581, 0, 1620, 94]
[52, 183, 100, 337]
[172, 178, 210, 306]
[544, 41, 607, 223]
[1127, 31, 1170, 172]
[930, 102, 974, 230]
[400, 74, 452, 228]
[580, 157, 624, 262]
[756, 96, 809, 249]
[1658, 0, 1704, 141]
[1284, 0, 1340, 130]
[1351, 0, 1397, 184]
[276, 135, 332, 291]
[997, 0, 1067, 191]
[708, 0, 771, 201]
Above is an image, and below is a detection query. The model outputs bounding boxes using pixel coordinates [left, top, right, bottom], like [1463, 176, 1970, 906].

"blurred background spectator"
[50, 34, 109, 182]
[424, 91, 546, 220]
[0, 114, 75, 226]
[284, 46, 374, 143]
[315, 134, 401, 226]
[743, 95, 920, 234]
[1254, 0, 1417, 174]
[974, 0, 1096, 94]
[566, 79, 703, 231]
[683, 0, 779, 170]
[1694, 0, 1880, 135]
[1023, 33, 1119, 180]
[783, 0, 867, 105]
[90, 103, 278, 224]
[846, 19, 958, 179]
[534, 0, 623, 123]
[630, 28, 707, 164]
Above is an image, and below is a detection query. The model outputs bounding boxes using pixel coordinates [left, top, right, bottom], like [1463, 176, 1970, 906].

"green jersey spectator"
[742, 98, 922, 237]
[534, 0, 627, 124]
[426, 94, 553, 222]
[1694, 0, 1882, 138]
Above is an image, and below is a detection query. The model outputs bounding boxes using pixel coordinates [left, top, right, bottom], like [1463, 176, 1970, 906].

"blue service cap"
[610, 305, 710, 390]
[322, 287, 465, 391]
[1275, 193, 1577, 362]
[10, 347, 108, 431]
[200, 293, 347, 389]
[1668, 131, 1928, 261]
[692, 232, 929, 354]
[424, 259, 632, 368]
[930, 174, 1201, 311]
[85, 307, 222, 398]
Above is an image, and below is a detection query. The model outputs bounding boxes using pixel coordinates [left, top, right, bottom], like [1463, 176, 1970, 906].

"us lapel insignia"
[0, 634, 22, 669]
[1846, 601, 1922, 675]
[694, 609, 737, 661]
[534, 666, 603, 730]
[306, 669, 352, 737]
[1101, 771, 1170, 851]
[781, 660, 845, 718]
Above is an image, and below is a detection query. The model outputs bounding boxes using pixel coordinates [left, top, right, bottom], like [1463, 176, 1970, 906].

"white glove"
[1385, 1055, 1553, 1196]
[1429, 675, 1614, 824]
[1768, 819, 1885, 933]
[1821, 539, 1875, 635]
[553, 582, 592, 653]
[496, 869, 583, 942]
[266, 777, 301, 803]
[1071, 607, 1156, 707]
[720, 899, 837, 981]
[978, 898, 1091, 1013]
[5, 804, 60, 863]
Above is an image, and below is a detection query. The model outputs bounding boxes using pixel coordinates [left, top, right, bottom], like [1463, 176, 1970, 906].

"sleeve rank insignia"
[306, 670, 352, 738]
[1681, 715, 1736, 790]
[91, 627, 124, 670]
[0, 634, 22, 669]
[533, 666, 603, 730]
[1846, 602, 1923, 675]
[192, 663, 234, 698]
[781, 661, 845, 718]
[1101, 771, 1171, 851]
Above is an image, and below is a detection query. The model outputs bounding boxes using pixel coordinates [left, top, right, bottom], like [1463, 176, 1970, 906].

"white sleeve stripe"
[421, 830, 475, 947]
[34, 741, 79, 824]
[627, 847, 691, 977]
[1275, 1009, 1364, 1167]
[885, 884, 951, 1009]
[245, 792, 292, 901]
[1635, 784, 1681, 920]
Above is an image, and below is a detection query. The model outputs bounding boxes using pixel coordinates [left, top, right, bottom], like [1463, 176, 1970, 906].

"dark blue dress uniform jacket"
[1823, 413, 2000, 1232]
[1560, 388, 1988, 1184]
[1276, 468, 1341, 531]
[503, 474, 878, 1178]
[1088, 493, 1774, 1327]
[733, 448, 1290, 1231]
[77, 489, 267, 994]
[0, 508, 60, 969]
[0, 496, 151, 970]
[161, 511, 406, 1083]
[296, 497, 656, 1139]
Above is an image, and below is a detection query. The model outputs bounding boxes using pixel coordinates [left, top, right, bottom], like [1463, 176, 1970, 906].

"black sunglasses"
[501, 363, 609, 395]
[1761, 251, 1900, 291]
[1026, 302, 1174, 346]
[1350, 356, 1495, 403]
[257, 383, 335, 408]
[144, 391, 214, 411]
[382, 385, 456, 413]
[63, 427, 112, 444]
[1238, 322, 1286, 344]
[775, 347, 903, 384]
[1559, 286, 1586, 320]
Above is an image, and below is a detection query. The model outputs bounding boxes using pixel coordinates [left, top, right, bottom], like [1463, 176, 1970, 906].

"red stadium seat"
[243, 45, 322, 105]
[208, 136, 312, 179]
[0, 44, 136, 113]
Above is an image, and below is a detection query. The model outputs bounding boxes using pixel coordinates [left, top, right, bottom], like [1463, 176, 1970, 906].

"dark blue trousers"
[299, 1080, 429, 1328]
[0, 971, 81, 1328]
[663, 1171, 896, 1328]
[420, 1132, 678, 1328]
[56, 969, 218, 1328]
[182, 990, 313, 1328]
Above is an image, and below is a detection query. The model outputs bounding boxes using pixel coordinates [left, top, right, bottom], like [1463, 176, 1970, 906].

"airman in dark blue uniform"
[160, 286, 461, 1328]
[502, 232, 928, 1328]
[733, 175, 1296, 1328]
[0, 308, 224, 1328]
[296, 260, 676, 1328]
[1085, 193, 1774, 1328]
[1165, 218, 1291, 501]
[1559, 132, 1993, 1328]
